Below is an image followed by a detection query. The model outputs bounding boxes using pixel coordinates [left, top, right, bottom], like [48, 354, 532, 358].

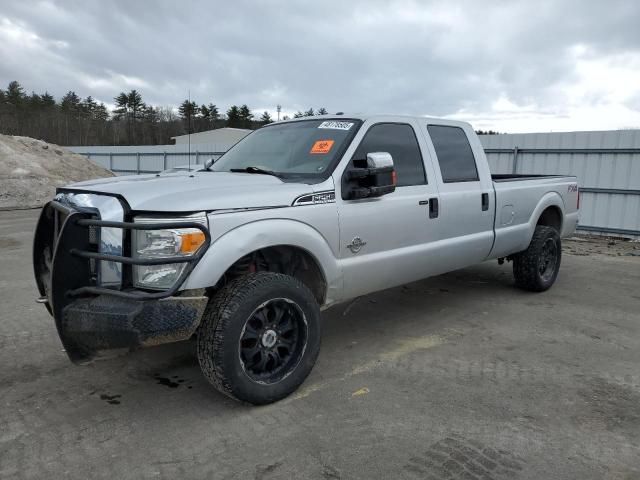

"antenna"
[188, 89, 191, 171]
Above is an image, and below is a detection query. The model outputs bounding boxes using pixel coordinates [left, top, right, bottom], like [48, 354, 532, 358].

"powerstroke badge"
[347, 237, 367, 254]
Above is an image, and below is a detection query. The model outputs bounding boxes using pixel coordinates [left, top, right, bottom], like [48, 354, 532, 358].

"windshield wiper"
[229, 166, 282, 178]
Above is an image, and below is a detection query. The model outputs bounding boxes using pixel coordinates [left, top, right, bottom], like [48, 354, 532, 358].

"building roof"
[171, 127, 252, 142]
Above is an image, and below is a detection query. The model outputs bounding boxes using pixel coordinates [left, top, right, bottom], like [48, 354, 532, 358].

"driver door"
[334, 120, 440, 299]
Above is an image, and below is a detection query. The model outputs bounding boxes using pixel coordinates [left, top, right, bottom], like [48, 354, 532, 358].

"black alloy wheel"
[197, 272, 321, 404]
[538, 237, 559, 283]
[239, 298, 308, 383]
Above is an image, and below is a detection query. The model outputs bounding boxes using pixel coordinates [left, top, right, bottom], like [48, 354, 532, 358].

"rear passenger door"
[421, 123, 495, 268]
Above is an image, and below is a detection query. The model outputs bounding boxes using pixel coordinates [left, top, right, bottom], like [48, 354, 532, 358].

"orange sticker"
[310, 139, 335, 154]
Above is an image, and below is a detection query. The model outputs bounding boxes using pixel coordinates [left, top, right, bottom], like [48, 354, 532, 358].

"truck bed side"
[489, 176, 579, 259]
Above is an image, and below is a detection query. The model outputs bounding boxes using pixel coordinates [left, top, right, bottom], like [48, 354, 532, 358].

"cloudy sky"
[1, 0, 640, 132]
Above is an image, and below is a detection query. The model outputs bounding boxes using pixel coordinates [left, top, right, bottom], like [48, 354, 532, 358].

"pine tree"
[199, 104, 210, 120]
[81, 96, 97, 118]
[317, 107, 328, 115]
[260, 111, 273, 125]
[226, 105, 241, 128]
[304, 108, 314, 117]
[95, 103, 109, 122]
[113, 92, 128, 118]
[208, 103, 219, 127]
[5, 81, 26, 108]
[239, 104, 253, 129]
[60, 91, 81, 113]
[40, 92, 56, 108]
[28, 92, 42, 109]
[126, 90, 145, 122]
[178, 100, 197, 122]
[293, 111, 303, 118]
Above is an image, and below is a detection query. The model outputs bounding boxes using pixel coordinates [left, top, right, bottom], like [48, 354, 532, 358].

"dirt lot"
[1, 209, 639, 480]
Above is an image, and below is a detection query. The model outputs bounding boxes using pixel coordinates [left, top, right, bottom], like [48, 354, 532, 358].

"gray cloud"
[1, 0, 640, 131]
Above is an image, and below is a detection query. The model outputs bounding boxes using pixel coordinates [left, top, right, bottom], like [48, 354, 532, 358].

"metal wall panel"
[481, 130, 640, 237]
[66, 143, 232, 175]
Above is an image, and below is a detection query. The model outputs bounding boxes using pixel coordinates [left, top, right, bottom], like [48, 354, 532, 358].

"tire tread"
[513, 225, 561, 292]
[197, 272, 319, 404]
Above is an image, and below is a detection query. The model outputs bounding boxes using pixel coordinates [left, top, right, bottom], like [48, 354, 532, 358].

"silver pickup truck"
[33, 115, 579, 404]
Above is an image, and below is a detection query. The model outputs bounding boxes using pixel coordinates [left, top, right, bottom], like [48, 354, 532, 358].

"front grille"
[88, 225, 98, 245]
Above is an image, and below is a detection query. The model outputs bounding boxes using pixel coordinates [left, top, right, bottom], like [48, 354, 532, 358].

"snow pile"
[0, 134, 114, 210]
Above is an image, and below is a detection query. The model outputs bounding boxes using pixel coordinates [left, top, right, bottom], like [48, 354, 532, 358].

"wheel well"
[537, 206, 562, 232]
[216, 245, 327, 304]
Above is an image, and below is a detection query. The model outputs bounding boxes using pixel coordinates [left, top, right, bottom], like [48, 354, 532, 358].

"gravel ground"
[1, 209, 639, 479]
[563, 235, 640, 258]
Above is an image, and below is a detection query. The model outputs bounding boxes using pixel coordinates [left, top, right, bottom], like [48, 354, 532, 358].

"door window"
[427, 125, 479, 183]
[352, 123, 426, 187]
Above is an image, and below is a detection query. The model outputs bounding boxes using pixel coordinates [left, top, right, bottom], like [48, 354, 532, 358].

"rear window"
[428, 125, 479, 183]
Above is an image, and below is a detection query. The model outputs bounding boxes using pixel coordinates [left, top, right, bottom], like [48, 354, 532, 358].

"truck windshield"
[210, 119, 360, 179]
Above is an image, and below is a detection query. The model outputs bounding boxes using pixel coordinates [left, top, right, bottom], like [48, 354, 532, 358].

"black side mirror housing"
[342, 152, 397, 200]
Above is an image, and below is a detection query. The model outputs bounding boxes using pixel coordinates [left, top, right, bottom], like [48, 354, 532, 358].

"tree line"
[0, 80, 330, 146]
[0, 79, 498, 146]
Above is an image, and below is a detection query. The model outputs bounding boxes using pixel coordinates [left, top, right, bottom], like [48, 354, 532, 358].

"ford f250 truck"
[33, 115, 579, 404]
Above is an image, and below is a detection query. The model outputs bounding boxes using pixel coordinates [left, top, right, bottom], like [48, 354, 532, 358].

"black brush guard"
[33, 200, 211, 363]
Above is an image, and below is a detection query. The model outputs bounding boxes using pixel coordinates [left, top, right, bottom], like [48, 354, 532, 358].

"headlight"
[132, 214, 208, 290]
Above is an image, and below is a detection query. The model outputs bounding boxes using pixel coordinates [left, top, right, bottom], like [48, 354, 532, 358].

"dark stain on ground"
[99, 393, 122, 405]
[155, 376, 180, 388]
[152, 373, 193, 389]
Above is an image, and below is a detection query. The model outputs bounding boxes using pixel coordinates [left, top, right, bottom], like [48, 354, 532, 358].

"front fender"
[181, 219, 343, 306]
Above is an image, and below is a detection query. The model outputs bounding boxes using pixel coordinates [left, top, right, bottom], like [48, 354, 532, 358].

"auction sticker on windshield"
[318, 121, 354, 130]
[310, 140, 335, 154]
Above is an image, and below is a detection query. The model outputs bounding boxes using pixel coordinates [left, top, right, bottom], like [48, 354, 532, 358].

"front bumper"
[33, 197, 211, 363]
[62, 294, 208, 361]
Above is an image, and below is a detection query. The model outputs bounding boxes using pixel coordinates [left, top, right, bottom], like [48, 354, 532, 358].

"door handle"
[481, 192, 489, 211]
[429, 198, 439, 218]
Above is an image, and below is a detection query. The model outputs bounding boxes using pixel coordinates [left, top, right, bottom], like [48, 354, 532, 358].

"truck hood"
[64, 171, 318, 212]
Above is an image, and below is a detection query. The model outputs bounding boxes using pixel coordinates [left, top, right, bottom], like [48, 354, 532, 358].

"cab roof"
[278, 113, 472, 129]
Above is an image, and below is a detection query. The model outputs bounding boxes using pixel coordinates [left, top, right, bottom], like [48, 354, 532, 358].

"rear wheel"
[513, 225, 562, 292]
[197, 272, 321, 404]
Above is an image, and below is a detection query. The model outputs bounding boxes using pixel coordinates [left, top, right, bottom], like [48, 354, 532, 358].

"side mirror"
[342, 152, 397, 200]
[204, 157, 216, 169]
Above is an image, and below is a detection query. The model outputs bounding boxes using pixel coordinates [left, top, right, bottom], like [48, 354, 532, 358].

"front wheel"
[197, 272, 321, 404]
[513, 225, 562, 292]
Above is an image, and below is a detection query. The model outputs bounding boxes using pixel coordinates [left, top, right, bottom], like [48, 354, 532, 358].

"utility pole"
[277, 104, 281, 122]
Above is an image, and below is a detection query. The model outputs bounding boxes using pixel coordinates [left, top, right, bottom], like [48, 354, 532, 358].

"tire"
[513, 225, 562, 292]
[197, 272, 321, 405]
